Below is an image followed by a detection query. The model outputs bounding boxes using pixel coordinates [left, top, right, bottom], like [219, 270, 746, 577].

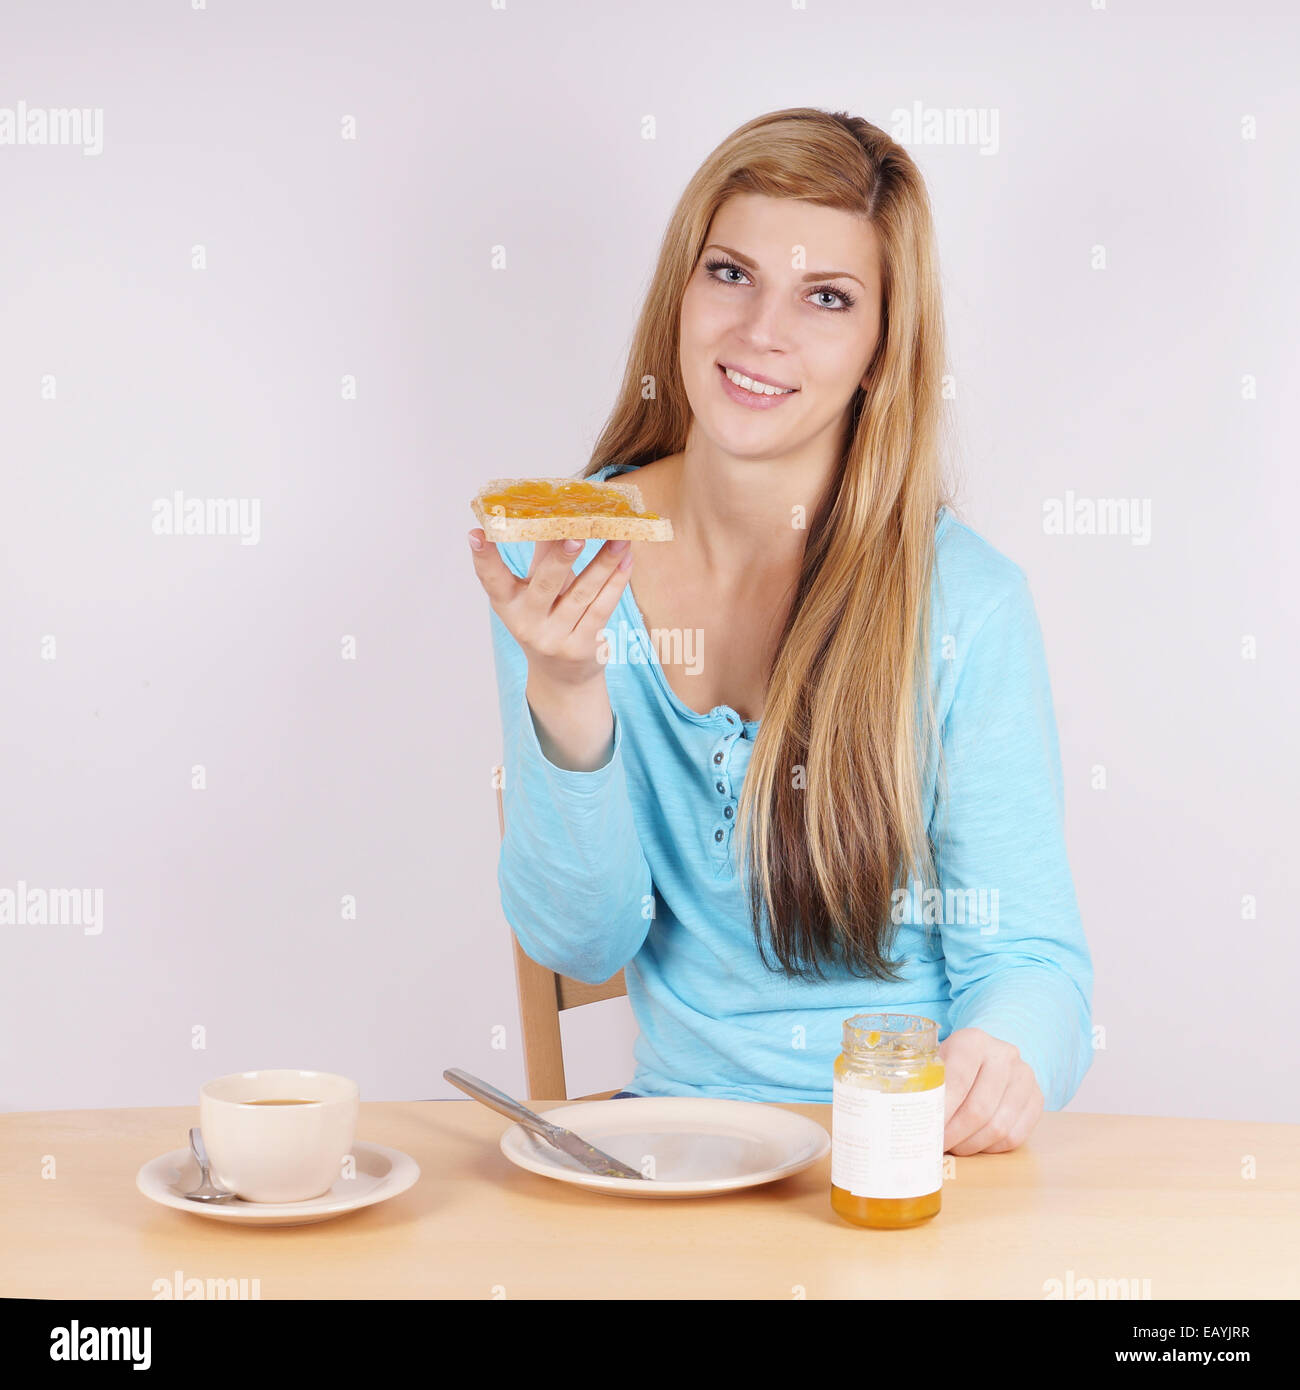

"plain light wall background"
[1, 0, 1296, 1120]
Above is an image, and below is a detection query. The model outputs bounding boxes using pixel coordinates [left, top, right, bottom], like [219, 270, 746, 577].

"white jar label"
[831, 1078, 945, 1199]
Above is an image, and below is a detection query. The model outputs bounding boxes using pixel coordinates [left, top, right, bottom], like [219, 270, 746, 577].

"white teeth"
[723, 366, 795, 396]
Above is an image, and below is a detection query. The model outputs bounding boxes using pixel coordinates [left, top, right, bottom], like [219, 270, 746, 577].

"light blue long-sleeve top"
[489, 461, 1093, 1108]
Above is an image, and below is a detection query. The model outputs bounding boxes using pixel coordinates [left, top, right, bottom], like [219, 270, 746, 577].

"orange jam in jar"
[831, 1013, 945, 1229]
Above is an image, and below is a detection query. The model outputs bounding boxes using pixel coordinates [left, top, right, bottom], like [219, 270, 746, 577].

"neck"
[663, 428, 839, 583]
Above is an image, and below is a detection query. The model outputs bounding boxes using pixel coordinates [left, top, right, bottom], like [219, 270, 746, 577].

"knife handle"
[443, 1067, 560, 1139]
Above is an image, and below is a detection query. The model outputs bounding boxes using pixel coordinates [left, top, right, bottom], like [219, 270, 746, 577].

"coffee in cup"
[199, 1069, 359, 1202]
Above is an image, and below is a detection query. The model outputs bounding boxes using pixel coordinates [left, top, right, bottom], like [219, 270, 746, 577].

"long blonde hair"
[583, 107, 954, 982]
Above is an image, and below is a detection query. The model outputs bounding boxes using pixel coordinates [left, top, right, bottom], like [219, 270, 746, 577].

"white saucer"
[499, 1097, 830, 1198]
[136, 1140, 420, 1226]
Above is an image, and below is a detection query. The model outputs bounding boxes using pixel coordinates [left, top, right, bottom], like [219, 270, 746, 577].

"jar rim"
[842, 1012, 938, 1052]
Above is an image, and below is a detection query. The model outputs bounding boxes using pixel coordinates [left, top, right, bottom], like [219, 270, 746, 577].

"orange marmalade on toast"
[479, 479, 660, 520]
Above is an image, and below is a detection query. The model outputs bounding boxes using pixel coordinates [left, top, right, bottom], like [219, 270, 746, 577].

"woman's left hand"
[939, 1027, 1044, 1155]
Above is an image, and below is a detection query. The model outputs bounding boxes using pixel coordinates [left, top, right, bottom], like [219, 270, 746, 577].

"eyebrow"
[702, 243, 867, 289]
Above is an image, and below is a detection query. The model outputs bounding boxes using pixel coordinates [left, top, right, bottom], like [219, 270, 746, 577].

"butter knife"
[443, 1067, 647, 1180]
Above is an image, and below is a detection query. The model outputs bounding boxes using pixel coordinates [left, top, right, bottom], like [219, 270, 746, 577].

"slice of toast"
[470, 476, 674, 542]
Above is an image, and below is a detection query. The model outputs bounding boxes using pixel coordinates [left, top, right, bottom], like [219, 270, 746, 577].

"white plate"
[499, 1097, 830, 1198]
[136, 1140, 419, 1226]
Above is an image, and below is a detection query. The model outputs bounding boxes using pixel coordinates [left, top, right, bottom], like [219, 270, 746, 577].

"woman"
[468, 108, 1092, 1156]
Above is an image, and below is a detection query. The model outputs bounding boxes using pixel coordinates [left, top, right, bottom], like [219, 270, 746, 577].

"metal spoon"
[183, 1126, 236, 1202]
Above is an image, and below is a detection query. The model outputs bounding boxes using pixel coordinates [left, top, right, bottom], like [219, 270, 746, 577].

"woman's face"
[678, 192, 883, 461]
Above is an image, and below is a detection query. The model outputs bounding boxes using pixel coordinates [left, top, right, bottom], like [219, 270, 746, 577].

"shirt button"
[714, 828, 724, 842]
[715, 781, 725, 793]
[712, 752, 724, 765]
[723, 805, 734, 819]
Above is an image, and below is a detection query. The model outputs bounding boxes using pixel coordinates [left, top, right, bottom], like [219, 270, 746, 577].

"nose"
[731, 285, 799, 355]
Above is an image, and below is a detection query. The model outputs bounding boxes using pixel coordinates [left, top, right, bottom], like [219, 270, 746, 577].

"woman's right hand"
[468, 532, 633, 687]
[469, 531, 634, 770]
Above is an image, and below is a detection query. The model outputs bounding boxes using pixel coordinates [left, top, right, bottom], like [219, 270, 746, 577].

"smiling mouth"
[716, 363, 799, 396]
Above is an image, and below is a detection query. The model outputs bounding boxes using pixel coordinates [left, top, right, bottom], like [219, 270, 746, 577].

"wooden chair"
[496, 775, 628, 1101]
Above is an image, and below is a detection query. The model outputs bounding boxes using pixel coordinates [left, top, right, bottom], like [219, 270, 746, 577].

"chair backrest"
[495, 774, 627, 1100]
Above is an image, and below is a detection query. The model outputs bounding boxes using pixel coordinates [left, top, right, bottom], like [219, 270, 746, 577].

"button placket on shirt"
[710, 712, 740, 853]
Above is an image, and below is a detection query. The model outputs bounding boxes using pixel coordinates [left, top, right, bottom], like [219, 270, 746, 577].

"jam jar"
[831, 1013, 945, 1228]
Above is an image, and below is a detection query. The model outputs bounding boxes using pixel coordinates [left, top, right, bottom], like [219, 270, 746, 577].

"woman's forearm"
[524, 672, 616, 772]
[490, 605, 653, 984]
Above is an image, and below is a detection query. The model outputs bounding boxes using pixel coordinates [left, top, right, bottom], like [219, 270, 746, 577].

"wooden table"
[2, 1101, 1295, 1299]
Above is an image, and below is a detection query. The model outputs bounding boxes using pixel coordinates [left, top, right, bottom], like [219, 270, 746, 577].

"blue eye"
[810, 287, 853, 311]
[705, 257, 749, 285]
[702, 256, 856, 312]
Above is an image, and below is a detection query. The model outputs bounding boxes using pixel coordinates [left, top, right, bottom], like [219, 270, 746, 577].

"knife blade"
[443, 1067, 647, 1180]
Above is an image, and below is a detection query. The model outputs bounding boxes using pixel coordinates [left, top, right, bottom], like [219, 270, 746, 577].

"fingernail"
[609, 539, 630, 554]
[563, 538, 583, 553]
[467, 531, 484, 551]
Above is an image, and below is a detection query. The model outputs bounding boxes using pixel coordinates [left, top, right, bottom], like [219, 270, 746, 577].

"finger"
[521, 538, 585, 618]
[553, 540, 630, 630]
[572, 546, 634, 645]
[525, 537, 583, 579]
[554, 537, 629, 605]
[951, 1074, 1042, 1155]
[937, 1044, 980, 1129]
[944, 1051, 1014, 1153]
[969, 1082, 1044, 1154]
[468, 530, 525, 608]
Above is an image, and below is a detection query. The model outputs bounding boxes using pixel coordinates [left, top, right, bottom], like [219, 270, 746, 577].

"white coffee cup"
[199, 1069, 359, 1203]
